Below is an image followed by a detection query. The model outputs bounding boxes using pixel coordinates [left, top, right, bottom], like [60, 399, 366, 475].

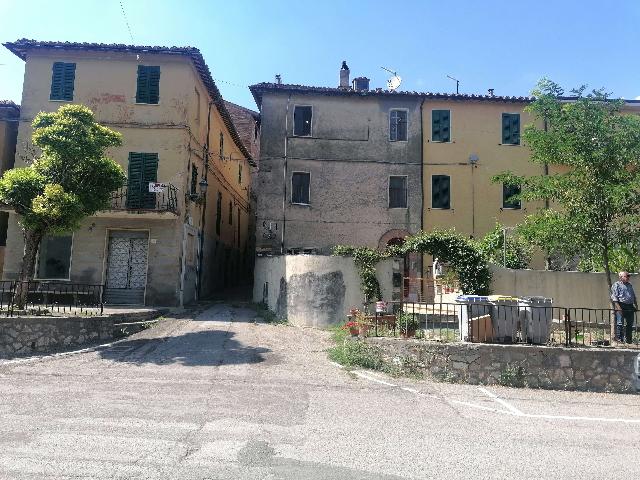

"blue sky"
[1, 0, 639, 110]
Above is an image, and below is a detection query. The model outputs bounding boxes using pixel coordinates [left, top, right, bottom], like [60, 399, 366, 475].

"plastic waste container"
[518, 296, 553, 344]
[488, 295, 520, 343]
[455, 295, 491, 342]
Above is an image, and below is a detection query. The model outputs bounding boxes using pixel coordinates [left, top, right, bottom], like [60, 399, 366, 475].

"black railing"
[110, 183, 178, 214]
[351, 301, 640, 348]
[0, 280, 104, 316]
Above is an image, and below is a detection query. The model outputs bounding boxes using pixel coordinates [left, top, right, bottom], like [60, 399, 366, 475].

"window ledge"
[135, 102, 161, 106]
[291, 202, 311, 207]
[498, 143, 521, 146]
[49, 99, 72, 103]
[33, 278, 72, 282]
[388, 207, 408, 210]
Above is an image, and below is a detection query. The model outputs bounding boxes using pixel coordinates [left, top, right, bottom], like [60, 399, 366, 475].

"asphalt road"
[1, 303, 639, 479]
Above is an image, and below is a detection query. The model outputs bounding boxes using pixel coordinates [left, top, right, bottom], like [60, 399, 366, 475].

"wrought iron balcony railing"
[109, 183, 178, 214]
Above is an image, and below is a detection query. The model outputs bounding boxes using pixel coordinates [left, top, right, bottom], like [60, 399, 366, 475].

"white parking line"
[340, 364, 640, 425]
[477, 386, 524, 416]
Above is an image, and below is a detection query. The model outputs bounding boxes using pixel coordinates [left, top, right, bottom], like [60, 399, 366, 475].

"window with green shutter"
[190, 164, 198, 195]
[432, 175, 451, 209]
[127, 152, 159, 209]
[502, 113, 520, 145]
[432, 110, 451, 142]
[136, 65, 161, 104]
[502, 183, 521, 209]
[50, 62, 76, 101]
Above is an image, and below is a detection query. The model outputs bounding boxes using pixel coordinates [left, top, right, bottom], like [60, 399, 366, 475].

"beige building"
[1, 40, 253, 306]
[0, 100, 20, 275]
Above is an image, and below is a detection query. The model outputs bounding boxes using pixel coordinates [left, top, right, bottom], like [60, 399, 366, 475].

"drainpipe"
[419, 97, 425, 234]
[197, 101, 213, 298]
[281, 93, 291, 255]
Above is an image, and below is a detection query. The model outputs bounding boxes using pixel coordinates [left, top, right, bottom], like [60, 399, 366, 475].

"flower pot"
[359, 324, 371, 337]
[400, 328, 417, 338]
[349, 327, 359, 336]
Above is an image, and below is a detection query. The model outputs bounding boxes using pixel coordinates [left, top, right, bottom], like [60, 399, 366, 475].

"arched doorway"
[379, 230, 422, 302]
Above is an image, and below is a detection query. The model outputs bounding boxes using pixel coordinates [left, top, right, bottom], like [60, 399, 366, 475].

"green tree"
[476, 223, 532, 269]
[0, 104, 125, 306]
[494, 79, 640, 297]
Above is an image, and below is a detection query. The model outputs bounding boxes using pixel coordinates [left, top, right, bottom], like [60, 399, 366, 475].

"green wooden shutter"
[432, 110, 451, 142]
[502, 113, 520, 144]
[136, 65, 149, 103]
[62, 63, 76, 100]
[147, 66, 160, 104]
[191, 164, 198, 194]
[142, 153, 159, 208]
[50, 62, 64, 100]
[216, 192, 222, 235]
[127, 152, 144, 208]
[432, 175, 450, 209]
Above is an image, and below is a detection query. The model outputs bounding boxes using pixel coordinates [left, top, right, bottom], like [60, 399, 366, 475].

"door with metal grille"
[104, 231, 149, 305]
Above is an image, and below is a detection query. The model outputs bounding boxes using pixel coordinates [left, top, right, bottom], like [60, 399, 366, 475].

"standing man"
[610, 271, 637, 344]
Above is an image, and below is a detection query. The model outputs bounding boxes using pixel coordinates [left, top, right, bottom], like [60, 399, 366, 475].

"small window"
[136, 65, 160, 104]
[389, 176, 408, 208]
[291, 172, 310, 205]
[389, 109, 408, 142]
[36, 235, 73, 279]
[502, 113, 520, 145]
[229, 201, 233, 224]
[293, 106, 312, 136]
[186, 233, 196, 265]
[237, 207, 241, 247]
[432, 175, 451, 209]
[50, 62, 76, 101]
[194, 88, 201, 124]
[503, 184, 521, 209]
[238, 164, 242, 185]
[219, 132, 224, 160]
[216, 192, 222, 235]
[432, 110, 451, 142]
[190, 164, 198, 195]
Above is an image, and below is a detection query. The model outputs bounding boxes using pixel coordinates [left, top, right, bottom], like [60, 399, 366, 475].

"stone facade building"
[0, 100, 19, 275]
[1, 39, 254, 306]
[249, 66, 422, 271]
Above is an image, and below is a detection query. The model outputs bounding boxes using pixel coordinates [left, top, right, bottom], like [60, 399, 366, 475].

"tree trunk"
[14, 229, 43, 309]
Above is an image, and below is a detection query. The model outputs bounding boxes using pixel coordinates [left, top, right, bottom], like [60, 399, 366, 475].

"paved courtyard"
[1, 303, 639, 479]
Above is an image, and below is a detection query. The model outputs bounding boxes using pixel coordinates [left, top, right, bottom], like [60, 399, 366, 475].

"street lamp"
[199, 178, 208, 197]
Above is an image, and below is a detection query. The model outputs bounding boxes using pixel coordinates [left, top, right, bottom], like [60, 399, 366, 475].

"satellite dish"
[387, 75, 402, 91]
[381, 66, 402, 91]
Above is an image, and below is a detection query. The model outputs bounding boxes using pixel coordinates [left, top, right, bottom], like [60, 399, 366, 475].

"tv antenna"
[447, 75, 460, 94]
[381, 66, 402, 91]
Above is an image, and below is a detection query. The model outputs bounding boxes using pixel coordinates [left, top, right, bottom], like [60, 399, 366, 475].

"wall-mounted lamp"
[468, 153, 479, 165]
[199, 178, 209, 196]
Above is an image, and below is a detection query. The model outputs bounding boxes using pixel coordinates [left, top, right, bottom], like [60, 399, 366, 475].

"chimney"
[488, 88, 495, 96]
[275, 74, 282, 85]
[339, 61, 350, 89]
[352, 77, 370, 92]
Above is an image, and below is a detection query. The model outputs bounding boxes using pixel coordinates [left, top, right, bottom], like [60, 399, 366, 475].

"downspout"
[281, 93, 291, 255]
[419, 97, 425, 234]
[197, 101, 212, 298]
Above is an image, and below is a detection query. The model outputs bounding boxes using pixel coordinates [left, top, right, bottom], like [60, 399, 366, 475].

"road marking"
[0, 341, 120, 366]
[477, 386, 524, 416]
[341, 364, 640, 425]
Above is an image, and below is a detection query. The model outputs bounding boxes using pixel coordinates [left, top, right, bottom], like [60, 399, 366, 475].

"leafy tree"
[476, 223, 532, 269]
[0, 105, 125, 306]
[494, 79, 640, 298]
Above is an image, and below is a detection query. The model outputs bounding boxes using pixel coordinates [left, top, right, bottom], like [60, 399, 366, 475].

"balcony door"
[104, 231, 149, 305]
[127, 152, 158, 209]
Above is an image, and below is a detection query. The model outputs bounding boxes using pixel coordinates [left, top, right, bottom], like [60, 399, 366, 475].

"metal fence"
[110, 183, 178, 214]
[0, 281, 104, 316]
[352, 301, 640, 348]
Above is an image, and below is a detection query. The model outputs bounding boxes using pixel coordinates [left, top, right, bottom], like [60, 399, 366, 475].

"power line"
[214, 78, 249, 89]
[119, 1, 135, 44]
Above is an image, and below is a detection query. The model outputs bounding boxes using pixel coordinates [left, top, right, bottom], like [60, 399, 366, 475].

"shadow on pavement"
[97, 329, 270, 367]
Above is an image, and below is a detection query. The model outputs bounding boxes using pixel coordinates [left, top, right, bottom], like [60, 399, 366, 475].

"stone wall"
[0, 310, 162, 359]
[253, 255, 394, 327]
[367, 337, 640, 394]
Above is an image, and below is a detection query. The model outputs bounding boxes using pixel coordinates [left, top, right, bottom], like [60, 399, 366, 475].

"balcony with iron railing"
[106, 183, 179, 216]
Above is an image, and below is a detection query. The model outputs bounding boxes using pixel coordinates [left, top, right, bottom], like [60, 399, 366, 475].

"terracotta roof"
[0, 100, 20, 113]
[249, 82, 534, 107]
[2, 39, 253, 163]
[223, 101, 260, 162]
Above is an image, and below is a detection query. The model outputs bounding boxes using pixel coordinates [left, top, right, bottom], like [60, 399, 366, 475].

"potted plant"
[397, 312, 420, 338]
[344, 321, 360, 336]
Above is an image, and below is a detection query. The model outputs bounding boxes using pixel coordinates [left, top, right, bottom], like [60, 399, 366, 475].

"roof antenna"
[275, 74, 282, 85]
[381, 66, 402, 91]
[447, 75, 459, 94]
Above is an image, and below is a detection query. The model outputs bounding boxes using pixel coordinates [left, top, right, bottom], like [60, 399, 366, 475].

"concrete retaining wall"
[0, 310, 162, 358]
[367, 337, 639, 393]
[490, 266, 638, 310]
[253, 255, 393, 327]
